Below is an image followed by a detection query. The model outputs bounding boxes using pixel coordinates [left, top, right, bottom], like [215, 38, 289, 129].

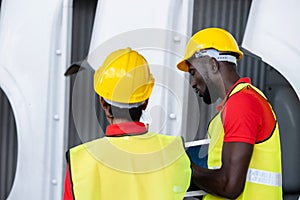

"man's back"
[69, 131, 191, 200]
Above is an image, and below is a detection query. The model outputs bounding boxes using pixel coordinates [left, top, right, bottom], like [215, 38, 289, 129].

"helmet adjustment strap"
[104, 98, 145, 109]
[194, 49, 237, 65]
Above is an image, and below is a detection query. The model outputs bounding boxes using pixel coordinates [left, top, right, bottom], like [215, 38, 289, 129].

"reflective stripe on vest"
[204, 83, 282, 200]
[246, 168, 282, 187]
[69, 132, 191, 200]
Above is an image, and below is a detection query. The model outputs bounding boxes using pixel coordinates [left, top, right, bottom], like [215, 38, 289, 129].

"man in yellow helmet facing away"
[63, 48, 191, 200]
[177, 28, 282, 199]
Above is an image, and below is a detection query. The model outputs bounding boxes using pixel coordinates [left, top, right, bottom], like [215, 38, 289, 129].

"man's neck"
[111, 118, 134, 125]
[221, 69, 240, 97]
[218, 63, 240, 99]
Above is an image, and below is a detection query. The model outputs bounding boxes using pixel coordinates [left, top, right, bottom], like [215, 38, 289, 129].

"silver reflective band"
[246, 168, 282, 187]
[209, 166, 221, 170]
[194, 49, 237, 65]
[184, 190, 207, 197]
[104, 98, 145, 109]
[185, 139, 210, 147]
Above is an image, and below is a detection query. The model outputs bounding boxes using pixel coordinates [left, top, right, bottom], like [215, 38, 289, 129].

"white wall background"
[0, 0, 72, 199]
[242, 0, 300, 99]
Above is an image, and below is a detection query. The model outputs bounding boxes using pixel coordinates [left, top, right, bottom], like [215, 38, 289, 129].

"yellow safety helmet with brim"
[177, 27, 244, 72]
[94, 48, 154, 105]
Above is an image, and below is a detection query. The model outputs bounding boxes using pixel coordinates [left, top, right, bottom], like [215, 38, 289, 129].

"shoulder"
[68, 138, 105, 155]
[150, 133, 185, 147]
[225, 86, 264, 115]
[223, 87, 265, 128]
[156, 133, 182, 141]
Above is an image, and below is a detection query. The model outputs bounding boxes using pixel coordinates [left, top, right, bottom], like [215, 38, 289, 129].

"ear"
[211, 58, 219, 73]
[100, 97, 113, 118]
[100, 96, 108, 110]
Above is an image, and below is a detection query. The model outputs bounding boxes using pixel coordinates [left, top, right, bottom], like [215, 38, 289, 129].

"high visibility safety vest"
[69, 132, 191, 200]
[204, 83, 282, 200]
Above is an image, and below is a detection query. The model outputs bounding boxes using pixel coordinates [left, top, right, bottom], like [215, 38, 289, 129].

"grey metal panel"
[268, 85, 300, 193]
[0, 88, 17, 200]
[68, 0, 108, 148]
[265, 67, 300, 196]
[283, 195, 300, 200]
[193, 0, 252, 44]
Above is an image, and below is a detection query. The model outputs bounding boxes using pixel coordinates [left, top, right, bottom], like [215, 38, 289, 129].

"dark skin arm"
[191, 142, 253, 199]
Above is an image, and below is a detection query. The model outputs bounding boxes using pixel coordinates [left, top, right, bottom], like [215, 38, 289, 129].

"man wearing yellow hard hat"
[177, 28, 282, 199]
[63, 48, 191, 200]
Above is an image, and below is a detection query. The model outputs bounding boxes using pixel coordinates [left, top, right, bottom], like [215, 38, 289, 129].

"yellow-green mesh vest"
[69, 132, 191, 200]
[204, 83, 282, 200]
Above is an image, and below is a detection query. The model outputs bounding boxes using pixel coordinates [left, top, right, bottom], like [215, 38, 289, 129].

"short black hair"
[108, 104, 144, 122]
[219, 51, 240, 59]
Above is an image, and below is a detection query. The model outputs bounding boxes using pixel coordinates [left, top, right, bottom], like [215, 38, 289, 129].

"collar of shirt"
[216, 77, 252, 112]
[106, 122, 147, 136]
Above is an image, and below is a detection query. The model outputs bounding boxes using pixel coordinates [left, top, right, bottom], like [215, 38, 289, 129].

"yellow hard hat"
[94, 48, 154, 104]
[177, 27, 244, 72]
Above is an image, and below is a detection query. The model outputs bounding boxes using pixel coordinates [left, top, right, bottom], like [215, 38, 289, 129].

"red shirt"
[63, 166, 73, 200]
[217, 78, 276, 144]
[63, 122, 147, 200]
